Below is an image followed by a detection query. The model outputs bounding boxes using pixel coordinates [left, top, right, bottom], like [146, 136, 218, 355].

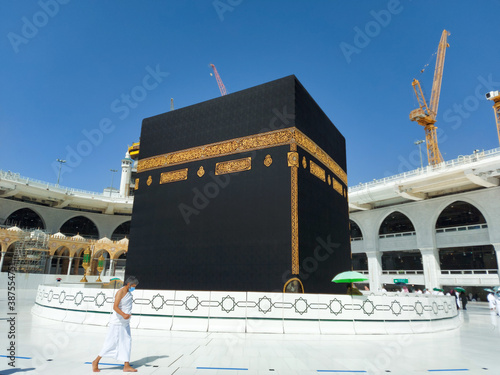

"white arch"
[431, 197, 490, 230]
[349, 218, 364, 238]
[377, 210, 416, 235]
[4, 206, 47, 230]
[111, 220, 131, 239]
[57, 215, 100, 238]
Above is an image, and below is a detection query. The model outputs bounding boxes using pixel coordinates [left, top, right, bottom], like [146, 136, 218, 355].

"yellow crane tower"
[485, 90, 500, 146]
[409, 30, 450, 166]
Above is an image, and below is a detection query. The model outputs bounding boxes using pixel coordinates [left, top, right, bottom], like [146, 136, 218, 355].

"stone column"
[109, 259, 116, 277]
[366, 252, 382, 291]
[420, 247, 441, 290]
[67, 257, 74, 276]
[55, 256, 61, 274]
[0, 252, 5, 273]
[493, 244, 500, 276]
[102, 258, 108, 276]
[45, 255, 53, 274]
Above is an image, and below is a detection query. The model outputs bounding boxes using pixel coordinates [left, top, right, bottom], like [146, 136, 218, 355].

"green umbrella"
[454, 287, 466, 293]
[433, 287, 444, 292]
[332, 271, 368, 296]
[332, 271, 368, 283]
[484, 288, 494, 293]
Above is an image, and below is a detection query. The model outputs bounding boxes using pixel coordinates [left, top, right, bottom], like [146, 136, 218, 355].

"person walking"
[460, 291, 468, 310]
[93, 276, 139, 372]
[487, 291, 496, 310]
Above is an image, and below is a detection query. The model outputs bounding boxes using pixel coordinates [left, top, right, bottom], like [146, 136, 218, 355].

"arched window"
[382, 251, 423, 270]
[349, 220, 363, 240]
[351, 253, 367, 271]
[51, 247, 70, 275]
[111, 221, 131, 241]
[5, 208, 45, 229]
[60, 216, 99, 239]
[436, 201, 486, 229]
[379, 212, 415, 235]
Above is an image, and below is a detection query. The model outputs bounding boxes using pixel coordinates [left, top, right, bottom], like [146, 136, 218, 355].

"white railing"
[379, 231, 416, 239]
[0, 170, 131, 202]
[350, 237, 363, 242]
[348, 147, 500, 193]
[441, 269, 498, 275]
[382, 270, 424, 275]
[352, 270, 369, 275]
[436, 223, 488, 233]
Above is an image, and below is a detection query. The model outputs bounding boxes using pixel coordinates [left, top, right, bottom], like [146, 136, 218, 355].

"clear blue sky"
[1, 1, 499, 192]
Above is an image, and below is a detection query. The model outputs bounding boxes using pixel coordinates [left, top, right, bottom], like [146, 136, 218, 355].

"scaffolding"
[12, 229, 49, 273]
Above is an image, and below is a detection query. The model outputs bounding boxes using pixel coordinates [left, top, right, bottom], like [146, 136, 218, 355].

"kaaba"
[126, 75, 350, 294]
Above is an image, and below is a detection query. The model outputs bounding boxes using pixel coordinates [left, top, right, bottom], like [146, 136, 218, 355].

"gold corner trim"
[291, 162, 299, 275]
[215, 157, 252, 176]
[310, 160, 326, 182]
[294, 129, 347, 185]
[160, 168, 188, 184]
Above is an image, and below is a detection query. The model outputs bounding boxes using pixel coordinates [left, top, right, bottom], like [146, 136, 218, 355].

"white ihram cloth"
[99, 291, 133, 362]
[487, 293, 496, 309]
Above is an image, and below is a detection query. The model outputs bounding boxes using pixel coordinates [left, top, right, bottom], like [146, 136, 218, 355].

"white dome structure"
[52, 232, 67, 239]
[118, 237, 129, 245]
[71, 233, 85, 241]
[97, 237, 113, 244]
[7, 225, 23, 232]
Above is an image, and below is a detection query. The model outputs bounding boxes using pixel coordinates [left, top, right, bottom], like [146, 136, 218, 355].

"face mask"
[129, 287, 135, 292]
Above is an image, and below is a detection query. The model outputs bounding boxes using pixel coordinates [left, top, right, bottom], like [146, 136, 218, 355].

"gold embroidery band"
[160, 168, 188, 184]
[309, 160, 326, 182]
[215, 157, 252, 176]
[137, 127, 347, 185]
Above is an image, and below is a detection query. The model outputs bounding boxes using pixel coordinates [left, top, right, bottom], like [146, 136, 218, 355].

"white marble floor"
[1, 295, 500, 375]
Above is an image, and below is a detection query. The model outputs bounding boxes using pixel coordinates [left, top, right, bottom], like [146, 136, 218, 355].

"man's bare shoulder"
[114, 286, 127, 298]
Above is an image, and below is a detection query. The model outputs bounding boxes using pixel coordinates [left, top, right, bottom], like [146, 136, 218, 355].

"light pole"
[414, 140, 425, 170]
[56, 159, 66, 186]
[109, 169, 118, 197]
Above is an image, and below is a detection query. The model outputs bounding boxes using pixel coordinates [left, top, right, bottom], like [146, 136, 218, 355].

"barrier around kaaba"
[32, 285, 460, 335]
[126, 75, 350, 293]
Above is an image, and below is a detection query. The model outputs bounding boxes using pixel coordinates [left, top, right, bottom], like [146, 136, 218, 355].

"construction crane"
[409, 30, 450, 166]
[210, 64, 227, 96]
[485, 90, 500, 146]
